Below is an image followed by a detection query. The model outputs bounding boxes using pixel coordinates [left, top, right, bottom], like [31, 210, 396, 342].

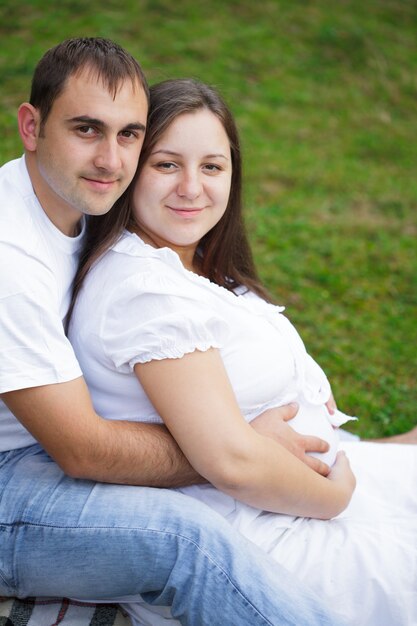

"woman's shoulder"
[88, 232, 202, 307]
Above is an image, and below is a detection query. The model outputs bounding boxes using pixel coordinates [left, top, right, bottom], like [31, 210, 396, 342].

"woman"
[68, 79, 417, 625]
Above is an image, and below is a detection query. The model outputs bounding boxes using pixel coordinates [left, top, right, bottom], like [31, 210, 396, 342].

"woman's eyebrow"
[151, 148, 229, 160]
[204, 153, 229, 160]
[150, 149, 181, 157]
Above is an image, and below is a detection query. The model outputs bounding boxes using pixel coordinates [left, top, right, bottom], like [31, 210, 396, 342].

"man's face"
[32, 69, 148, 231]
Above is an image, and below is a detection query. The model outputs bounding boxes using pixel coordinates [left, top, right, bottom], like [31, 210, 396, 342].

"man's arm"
[2, 377, 199, 487]
[3, 378, 329, 486]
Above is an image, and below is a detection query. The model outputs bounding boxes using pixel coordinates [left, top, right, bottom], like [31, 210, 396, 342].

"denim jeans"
[0, 445, 345, 625]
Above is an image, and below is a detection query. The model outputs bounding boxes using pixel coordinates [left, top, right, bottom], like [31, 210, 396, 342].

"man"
[0, 37, 345, 625]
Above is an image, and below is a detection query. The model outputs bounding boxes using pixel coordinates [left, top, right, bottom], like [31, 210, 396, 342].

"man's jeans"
[0, 445, 344, 625]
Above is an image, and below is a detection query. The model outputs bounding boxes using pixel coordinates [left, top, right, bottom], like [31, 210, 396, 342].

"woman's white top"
[70, 232, 417, 626]
[70, 231, 353, 466]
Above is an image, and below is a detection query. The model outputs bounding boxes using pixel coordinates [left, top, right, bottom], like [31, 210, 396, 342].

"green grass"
[1, 0, 416, 437]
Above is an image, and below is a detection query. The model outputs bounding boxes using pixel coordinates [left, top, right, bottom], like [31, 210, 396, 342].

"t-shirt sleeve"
[0, 242, 82, 393]
[102, 270, 229, 371]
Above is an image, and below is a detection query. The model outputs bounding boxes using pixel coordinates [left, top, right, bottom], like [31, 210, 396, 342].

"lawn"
[1, 0, 416, 437]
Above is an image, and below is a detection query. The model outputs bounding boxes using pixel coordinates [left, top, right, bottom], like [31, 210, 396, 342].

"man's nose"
[94, 137, 122, 173]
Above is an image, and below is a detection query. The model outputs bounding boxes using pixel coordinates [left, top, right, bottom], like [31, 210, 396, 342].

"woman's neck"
[128, 222, 199, 273]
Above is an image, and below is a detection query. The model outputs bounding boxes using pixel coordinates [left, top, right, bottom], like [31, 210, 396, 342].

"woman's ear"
[17, 103, 41, 152]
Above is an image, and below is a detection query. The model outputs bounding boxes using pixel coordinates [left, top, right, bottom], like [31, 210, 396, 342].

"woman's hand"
[326, 450, 356, 512]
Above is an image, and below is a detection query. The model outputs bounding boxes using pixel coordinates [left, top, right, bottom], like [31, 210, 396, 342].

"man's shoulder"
[0, 159, 47, 292]
[0, 155, 31, 191]
[0, 156, 35, 226]
[0, 156, 21, 176]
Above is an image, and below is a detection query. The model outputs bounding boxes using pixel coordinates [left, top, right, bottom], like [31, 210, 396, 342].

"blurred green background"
[1, 0, 416, 437]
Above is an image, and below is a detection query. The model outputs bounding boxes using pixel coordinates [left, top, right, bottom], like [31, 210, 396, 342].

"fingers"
[333, 450, 349, 466]
[251, 403, 299, 430]
[325, 392, 337, 415]
[329, 451, 356, 490]
[302, 435, 330, 453]
[330, 451, 353, 476]
[280, 402, 299, 422]
[304, 455, 330, 477]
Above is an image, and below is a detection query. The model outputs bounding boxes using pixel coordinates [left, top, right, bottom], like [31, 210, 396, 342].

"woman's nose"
[176, 171, 202, 200]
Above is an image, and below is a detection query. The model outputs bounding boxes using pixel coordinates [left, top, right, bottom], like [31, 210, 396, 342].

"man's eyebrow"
[68, 116, 146, 132]
[124, 122, 147, 132]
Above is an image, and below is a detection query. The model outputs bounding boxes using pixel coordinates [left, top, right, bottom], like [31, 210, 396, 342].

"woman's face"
[131, 109, 232, 270]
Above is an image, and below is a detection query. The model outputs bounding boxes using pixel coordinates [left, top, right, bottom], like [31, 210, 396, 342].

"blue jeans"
[0, 445, 345, 625]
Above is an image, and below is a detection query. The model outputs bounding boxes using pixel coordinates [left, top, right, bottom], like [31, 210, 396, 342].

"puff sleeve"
[101, 268, 230, 372]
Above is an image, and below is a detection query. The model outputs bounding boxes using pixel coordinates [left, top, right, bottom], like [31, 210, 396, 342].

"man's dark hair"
[30, 37, 149, 130]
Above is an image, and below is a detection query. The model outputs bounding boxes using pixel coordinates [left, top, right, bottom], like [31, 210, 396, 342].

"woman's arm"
[135, 348, 356, 519]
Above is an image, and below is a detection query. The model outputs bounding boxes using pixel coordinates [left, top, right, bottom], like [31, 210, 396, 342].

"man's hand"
[250, 404, 331, 476]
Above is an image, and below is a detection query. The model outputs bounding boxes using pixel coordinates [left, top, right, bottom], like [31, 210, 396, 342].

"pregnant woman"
[68, 78, 417, 626]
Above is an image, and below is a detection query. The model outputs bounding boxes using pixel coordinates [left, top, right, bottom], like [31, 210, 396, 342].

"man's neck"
[25, 153, 83, 237]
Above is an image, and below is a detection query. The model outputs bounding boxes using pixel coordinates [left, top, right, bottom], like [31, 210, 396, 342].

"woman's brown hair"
[67, 78, 270, 330]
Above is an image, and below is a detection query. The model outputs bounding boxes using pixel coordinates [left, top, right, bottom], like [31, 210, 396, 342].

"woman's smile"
[131, 108, 232, 270]
[167, 206, 205, 218]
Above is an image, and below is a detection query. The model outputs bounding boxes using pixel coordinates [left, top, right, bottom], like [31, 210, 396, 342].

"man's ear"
[18, 103, 41, 152]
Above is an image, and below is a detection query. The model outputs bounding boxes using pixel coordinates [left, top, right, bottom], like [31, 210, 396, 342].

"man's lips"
[82, 176, 119, 191]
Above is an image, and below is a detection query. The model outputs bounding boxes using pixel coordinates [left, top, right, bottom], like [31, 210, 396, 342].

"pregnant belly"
[289, 404, 340, 466]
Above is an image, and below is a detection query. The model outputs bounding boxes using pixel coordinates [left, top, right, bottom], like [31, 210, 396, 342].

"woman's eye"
[156, 162, 176, 170]
[204, 163, 222, 173]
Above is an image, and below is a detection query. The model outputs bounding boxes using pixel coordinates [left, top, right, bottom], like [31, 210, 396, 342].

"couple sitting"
[1, 38, 416, 626]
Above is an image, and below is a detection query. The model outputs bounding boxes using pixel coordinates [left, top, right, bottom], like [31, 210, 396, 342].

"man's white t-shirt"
[0, 156, 83, 451]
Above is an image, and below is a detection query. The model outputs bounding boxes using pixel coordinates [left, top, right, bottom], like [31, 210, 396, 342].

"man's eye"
[120, 130, 137, 139]
[77, 126, 96, 136]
